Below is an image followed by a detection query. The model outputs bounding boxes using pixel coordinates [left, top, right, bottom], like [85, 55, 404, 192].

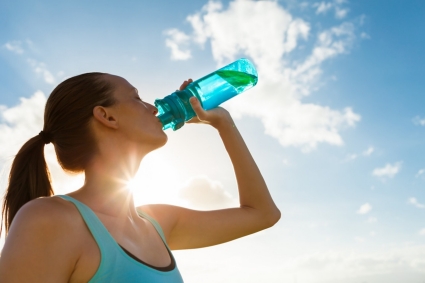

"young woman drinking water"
[0, 73, 280, 282]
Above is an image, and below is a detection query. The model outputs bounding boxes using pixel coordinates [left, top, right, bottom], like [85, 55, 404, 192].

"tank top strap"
[136, 209, 167, 244]
[57, 195, 167, 247]
[55, 195, 118, 252]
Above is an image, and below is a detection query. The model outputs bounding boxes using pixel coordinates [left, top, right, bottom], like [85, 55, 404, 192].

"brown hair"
[1, 72, 116, 235]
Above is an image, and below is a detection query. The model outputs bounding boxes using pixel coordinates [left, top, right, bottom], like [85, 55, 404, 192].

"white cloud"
[372, 162, 402, 179]
[286, 245, 425, 279]
[166, 0, 361, 151]
[408, 197, 425, 209]
[3, 39, 57, 84]
[416, 168, 425, 178]
[357, 203, 372, 214]
[3, 40, 24, 54]
[27, 59, 55, 84]
[413, 116, 425, 126]
[314, 1, 348, 19]
[362, 146, 374, 156]
[335, 7, 348, 19]
[344, 146, 373, 162]
[178, 175, 236, 210]
[0, 91, 46, 161]
[344, 153, 357, 162]
[164, 28, 192, 60]
[314, 2, 333, 14]
[420, 229, 425, 236]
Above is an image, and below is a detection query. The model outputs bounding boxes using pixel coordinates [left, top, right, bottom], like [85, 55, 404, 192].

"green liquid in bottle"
[184, 69, 258, 111]
[216, 70, 258, 92]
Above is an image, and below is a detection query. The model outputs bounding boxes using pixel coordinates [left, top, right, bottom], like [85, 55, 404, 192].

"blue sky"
[1, 0, 425, 282]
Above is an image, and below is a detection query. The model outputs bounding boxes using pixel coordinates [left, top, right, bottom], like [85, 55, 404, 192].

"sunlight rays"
[127, 152, 183, 207]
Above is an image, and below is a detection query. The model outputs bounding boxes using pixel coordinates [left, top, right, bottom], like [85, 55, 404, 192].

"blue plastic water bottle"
[155, 58, 258, 131]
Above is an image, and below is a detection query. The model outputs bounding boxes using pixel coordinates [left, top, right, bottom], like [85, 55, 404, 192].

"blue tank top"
[56, 195, 184, 283]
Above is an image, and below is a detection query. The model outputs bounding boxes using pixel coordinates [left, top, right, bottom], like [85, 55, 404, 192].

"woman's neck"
[69, 152, 144, 220]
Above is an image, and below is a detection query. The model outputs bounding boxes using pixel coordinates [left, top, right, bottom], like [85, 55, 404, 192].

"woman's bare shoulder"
[12, 196, 79, 228]
[6, 195, 87, 247]
[0, 196, 84, 281]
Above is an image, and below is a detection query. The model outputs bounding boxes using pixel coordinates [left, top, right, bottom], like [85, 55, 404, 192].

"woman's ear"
[92, 106, 119, 129]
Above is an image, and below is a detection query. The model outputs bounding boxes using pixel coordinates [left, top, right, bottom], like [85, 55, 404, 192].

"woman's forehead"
[106, 74, 134, 93]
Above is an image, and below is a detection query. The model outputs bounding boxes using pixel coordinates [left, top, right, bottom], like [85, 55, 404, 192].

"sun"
[127, 152, 183, 207]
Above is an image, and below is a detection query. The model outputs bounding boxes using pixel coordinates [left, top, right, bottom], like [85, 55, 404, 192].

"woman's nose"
[150, 104, 158, 115]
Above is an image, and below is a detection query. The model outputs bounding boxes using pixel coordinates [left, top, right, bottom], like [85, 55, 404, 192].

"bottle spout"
[155, 95, 187, 131]
[157, 112, 174, 130]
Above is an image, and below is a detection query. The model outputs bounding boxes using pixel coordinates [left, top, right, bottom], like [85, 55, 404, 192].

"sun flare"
[127, 152, 183, 207]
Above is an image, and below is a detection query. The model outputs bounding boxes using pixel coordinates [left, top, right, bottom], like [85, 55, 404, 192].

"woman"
[0, 72, 280, 282]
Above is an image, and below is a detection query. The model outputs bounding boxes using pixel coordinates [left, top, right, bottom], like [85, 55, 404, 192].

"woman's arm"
[139, 81, 280, 250]
[0, 198, 81, 283]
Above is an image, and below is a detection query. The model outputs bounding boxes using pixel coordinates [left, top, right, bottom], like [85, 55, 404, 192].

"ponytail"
[1, 72, 115, 236]
[1, 134, 53, 235]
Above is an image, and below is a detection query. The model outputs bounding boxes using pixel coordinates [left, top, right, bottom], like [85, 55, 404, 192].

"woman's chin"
[160, 133, 168, 147]
[152, 133, 168, 150]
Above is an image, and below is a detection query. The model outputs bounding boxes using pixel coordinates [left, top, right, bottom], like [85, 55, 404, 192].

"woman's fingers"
[187, 96, 232, 128]
[179, 78, 193, 91]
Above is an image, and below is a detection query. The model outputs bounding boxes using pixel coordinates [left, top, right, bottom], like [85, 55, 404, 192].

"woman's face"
[105, 74, 168, 151]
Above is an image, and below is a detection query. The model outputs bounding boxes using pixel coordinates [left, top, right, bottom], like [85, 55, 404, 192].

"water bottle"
[155, 58, 258, 131]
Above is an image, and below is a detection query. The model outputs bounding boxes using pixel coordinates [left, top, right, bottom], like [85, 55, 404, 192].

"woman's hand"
[179, 79, 233, 129]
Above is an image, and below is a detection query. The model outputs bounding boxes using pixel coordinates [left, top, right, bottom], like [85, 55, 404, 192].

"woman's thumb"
[190, 96, 206, 118]
[190, 97, 201, 110]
